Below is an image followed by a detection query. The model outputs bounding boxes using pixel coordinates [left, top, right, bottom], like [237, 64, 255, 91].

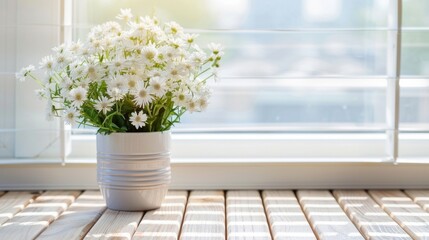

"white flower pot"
[96, 131, 171, 211]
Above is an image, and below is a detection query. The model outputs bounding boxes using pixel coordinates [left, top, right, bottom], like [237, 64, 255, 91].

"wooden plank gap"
[84, 209, 144, 240]
[176, 191, 190, 240]
[297, 190, 364, 240]
[227, 190, 271, 240]
[0, 191, 40, 226]
[404, 190, 429, 212]
[369, 190, 429, 240]
[132, 191, 188, 240]
[333, 190, 411, 240]
[179, 190, 225, 240]
[260, 190, 275, 240]
[263, 190, 316, 240]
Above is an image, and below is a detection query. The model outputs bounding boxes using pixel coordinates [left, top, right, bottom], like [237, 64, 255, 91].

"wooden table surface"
[0, 190, 428, 239]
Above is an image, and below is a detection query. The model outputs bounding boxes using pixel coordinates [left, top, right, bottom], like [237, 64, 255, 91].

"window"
[1, 0, 429, 189]
[1, 0, 429, 163]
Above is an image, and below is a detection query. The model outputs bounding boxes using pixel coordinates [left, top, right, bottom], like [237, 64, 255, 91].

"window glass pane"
[178, 80, 387, 131]
[73, 0, 389, 29]
[400, 79, 429, 130]
[401, 32, 429, 76]
[402, 0, 429, 28]
[195, 31, 387, 77]
[71, 0, 391, 133]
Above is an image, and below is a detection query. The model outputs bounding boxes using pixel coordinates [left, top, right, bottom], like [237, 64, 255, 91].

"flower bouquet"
[18, 8, 223, 134]
[18, 9, 223, 210]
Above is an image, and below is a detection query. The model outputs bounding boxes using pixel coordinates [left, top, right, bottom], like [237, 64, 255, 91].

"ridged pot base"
[96, 132, 171, 211]
[100, 185, 169, 211]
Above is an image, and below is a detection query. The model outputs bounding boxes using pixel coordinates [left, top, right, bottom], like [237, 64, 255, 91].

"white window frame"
[2, 0, 429, 190]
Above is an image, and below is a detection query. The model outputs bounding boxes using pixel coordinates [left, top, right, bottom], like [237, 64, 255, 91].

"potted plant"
[17, 9, 223, 211]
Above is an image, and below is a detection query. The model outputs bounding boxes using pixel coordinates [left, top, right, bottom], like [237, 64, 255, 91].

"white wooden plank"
[262, 190, 316, 240]
[132, 191, 188, 240]
[333, 190, 411, 240]
[37, 190, 106, 240]
[179, 190, 225, 240]
[405, 190, 429, 211]
[0, 191, 38, 225]
[0, 191, 81, 240]
[296, 190, 364, 240]
[84, 209, 143, 240]
[227, 190, 271, 240]
[369, 190, 429, 240]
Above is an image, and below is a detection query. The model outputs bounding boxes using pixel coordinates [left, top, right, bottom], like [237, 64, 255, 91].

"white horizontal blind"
[71, 0, 397, 160]
[71, 0, 392, 133]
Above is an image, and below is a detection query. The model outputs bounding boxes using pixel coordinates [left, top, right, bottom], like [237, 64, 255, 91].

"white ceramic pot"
[97, 131, 171, 211]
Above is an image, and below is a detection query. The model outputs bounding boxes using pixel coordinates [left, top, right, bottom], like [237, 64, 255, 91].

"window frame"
[2, 0, 429, 189]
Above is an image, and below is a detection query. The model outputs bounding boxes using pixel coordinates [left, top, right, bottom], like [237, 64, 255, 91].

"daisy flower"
[129, 22, 148, 38]
[39, 56, 55, 73]
[76, 77, 91, 89]
[108, 56, 125, 73]
[68, 40, 83, 53]
[196, 96, 209, 111]
[64, 107, 80, 126]
[16, 65, 35, 82]
[141, 44, 158, 63]
[208, 43, 224, 55]
[54, 52, 71, 69]
[132, 85, 153, 107]
[129, 111, 147, 129]
[69, 86, 87, 108]
[107, 87, 125, 101]
[126, 74, 139, 90]
[85, 63, 103, 80]
[35, 88, 48, 100]
[165, 21, 183, 35]
[148, 77, 166, 97]
[164, 65, 185, 81]
[183, 33, 199, 44]
[186, 100, 199, 113]
[116, 8, 133, 22]
[70, 63, 86, 80]
[173, 90, 189, 107]
[94, 96, 114, 115]
[190, 52, 207, 67]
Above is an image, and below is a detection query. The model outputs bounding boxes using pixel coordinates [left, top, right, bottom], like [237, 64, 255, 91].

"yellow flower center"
[128, 80, 136, 88]
[139, 90, 147, 98]
[145, 51, 155, 60]
[75, 93, 82, 101]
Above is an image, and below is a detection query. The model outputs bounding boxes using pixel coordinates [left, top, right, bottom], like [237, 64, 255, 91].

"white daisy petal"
[133, 85, 153, 107]
[94, 96, 114, 114]
[129, 111, 148, 129]
[64, 107, 80, 126]
[69, 86, 88, 108]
